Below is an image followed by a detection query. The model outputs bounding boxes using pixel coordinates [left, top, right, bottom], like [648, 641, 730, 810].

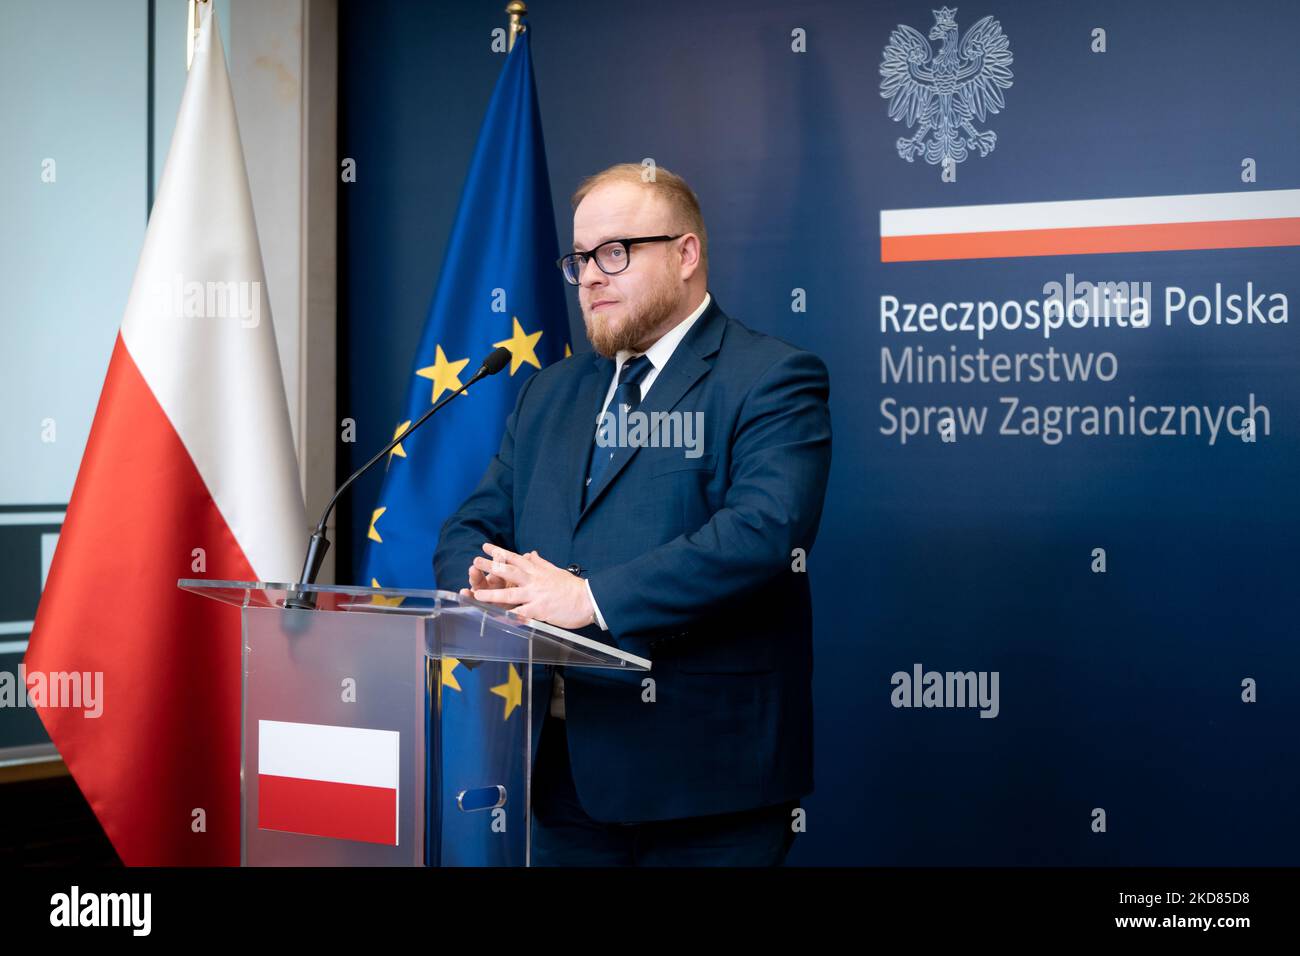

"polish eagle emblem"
[879, 7, 1014, 176]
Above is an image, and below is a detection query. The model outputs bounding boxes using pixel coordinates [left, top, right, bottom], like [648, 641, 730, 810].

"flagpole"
[187, 0, 211, 70]
[506, 1, 527, 53]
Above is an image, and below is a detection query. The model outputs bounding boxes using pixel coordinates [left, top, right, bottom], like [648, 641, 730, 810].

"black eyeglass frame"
[556, 234, 684, 284]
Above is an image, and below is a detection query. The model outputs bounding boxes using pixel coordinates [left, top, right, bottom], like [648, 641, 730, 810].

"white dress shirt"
[552, 291, 712, 719]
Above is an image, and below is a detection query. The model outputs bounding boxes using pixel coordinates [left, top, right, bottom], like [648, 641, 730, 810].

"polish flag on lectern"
[23, 5, 305, 865]
[258, 721, 401, 846]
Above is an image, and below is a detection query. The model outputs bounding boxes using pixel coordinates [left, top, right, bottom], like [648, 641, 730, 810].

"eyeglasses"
[556, 235, 682, 285]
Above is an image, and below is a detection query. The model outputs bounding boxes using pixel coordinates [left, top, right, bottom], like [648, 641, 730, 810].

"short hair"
[570, 163, 708, 272]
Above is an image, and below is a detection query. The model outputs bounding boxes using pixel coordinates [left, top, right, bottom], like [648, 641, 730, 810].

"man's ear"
[678, 234, 702, 279]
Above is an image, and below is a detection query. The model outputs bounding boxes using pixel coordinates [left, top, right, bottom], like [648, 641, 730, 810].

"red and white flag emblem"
[257, 720, 401, 846]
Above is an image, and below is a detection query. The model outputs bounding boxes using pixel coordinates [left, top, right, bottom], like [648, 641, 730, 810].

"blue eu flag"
[361, 27, 569, 594]
[361, 27, 568, 866]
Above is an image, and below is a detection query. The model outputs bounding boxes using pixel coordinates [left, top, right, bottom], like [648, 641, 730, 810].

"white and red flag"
[881, 188, 1300, 262]
[24, 5, 305, 865]
[257, 721, 400, 846]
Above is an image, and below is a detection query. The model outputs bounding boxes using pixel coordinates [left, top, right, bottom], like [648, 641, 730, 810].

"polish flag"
[23, 6, 305, 865]
[257, 721, 401, 846]
[881, 188, 1300, 262]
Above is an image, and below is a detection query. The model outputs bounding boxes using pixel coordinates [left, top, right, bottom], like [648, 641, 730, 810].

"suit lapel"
[563, 354, 615, 527]
[575, 296, 727, 526]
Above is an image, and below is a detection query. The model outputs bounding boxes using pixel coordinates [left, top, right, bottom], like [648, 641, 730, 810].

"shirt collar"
[615, 291, 712, 374]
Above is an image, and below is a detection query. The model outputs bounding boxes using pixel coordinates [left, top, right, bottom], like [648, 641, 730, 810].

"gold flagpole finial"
[187, 0, 211, 70]
[506, 1, 527, 53]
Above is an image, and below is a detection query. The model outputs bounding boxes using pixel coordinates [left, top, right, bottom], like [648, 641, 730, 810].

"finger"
[471, 559, 511, 591]
[482, 542, 523, 564]
[473, 586, 525, 604]
[510, 603, 537, 620]
[473, 554, 524, 582]
[473, 556, 517, 587]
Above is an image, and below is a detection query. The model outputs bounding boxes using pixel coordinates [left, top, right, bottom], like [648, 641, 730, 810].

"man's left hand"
[469, 542, 596, 630]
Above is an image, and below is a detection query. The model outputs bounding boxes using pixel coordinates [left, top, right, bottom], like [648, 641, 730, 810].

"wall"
[340, 0, 1300, 864]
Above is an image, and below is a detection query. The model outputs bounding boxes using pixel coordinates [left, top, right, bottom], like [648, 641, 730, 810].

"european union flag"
[361, 26, 568, 594]
[360, 26, 567, 866]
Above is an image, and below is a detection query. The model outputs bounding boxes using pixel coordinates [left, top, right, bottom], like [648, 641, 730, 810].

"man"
[433, 163, 831, 865]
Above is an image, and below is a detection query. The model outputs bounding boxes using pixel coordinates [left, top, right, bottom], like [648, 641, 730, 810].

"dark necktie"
[583, 353, 653, 506]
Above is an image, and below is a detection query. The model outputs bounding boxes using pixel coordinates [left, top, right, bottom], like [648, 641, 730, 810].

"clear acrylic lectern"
[178, 579, 650, 867]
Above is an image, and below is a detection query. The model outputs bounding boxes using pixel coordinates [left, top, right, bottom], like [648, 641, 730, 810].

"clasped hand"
[460, 542, 596, 630]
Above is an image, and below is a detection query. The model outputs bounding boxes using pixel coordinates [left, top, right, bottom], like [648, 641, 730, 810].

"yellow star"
[416, 345, 471, 404]
[489, 664, 523, 720]
[564, 342, 572, 358]
[369, 578, 404, 607]
[442, 657, 462, 692]
[368, 506, 386, 543]
[387, 421, 411, 464]
[492, 317, 543, 375]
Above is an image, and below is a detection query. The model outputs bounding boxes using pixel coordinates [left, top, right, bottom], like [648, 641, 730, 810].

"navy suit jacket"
[433, 294, 832, 822]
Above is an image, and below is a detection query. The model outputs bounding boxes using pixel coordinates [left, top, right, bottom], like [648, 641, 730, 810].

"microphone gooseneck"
[285, 346, 512, 609]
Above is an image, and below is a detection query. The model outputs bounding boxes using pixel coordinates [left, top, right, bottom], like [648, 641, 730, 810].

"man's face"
[572, 182, 684, 358]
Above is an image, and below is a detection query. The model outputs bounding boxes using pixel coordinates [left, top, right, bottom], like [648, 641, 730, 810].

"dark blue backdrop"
[339, 0, 1300, 865]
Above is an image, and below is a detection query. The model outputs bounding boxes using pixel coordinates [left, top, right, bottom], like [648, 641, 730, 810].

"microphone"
[284, 346, 513, 610]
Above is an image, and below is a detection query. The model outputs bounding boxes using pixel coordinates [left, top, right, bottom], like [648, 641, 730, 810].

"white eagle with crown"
[879, 6, 1014, 176]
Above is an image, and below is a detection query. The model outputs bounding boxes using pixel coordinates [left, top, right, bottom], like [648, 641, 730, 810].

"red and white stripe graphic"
[258, 721, 400, 846]
[24, 5, 305, 866]
[881, 189, 1300, 262]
